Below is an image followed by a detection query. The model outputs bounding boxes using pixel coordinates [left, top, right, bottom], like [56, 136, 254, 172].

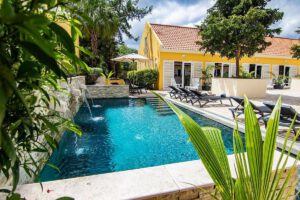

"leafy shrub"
[273, 75, 286, 86]
[101, 70, 114, 79]
[127, 70, 136, 82]
[201, 65, 214, 90]
[85, 67, 102, 85]
[127, 69, 158, 89]
[143, 69, 159, 87]
[239, 66, 255, 79]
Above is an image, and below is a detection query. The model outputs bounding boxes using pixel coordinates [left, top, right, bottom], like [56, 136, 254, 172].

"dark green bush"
[85, 67, 103, 85]
[127, 69, 158, 89]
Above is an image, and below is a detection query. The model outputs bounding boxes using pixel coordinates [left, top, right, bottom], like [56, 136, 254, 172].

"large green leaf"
[49, 22, 75, 54]
[260, 97, 281, 199]
[243, 97, 263, 199]
[17, 61, 41, 79]
[11, 161, 19, 191]
[20, 41, 67, 79]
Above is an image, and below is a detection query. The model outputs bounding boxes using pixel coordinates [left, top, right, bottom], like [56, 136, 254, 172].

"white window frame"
[213, 63, 231, 78]
[278, 65, 291, 77]
[173, 61, 194, 87]
[249, 64, 263, 78]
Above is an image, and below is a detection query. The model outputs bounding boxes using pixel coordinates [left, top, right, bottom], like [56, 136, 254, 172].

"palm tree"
[76, 0, 119, 62]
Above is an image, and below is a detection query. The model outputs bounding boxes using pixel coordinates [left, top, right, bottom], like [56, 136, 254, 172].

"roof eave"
[161, 48, 295, 59]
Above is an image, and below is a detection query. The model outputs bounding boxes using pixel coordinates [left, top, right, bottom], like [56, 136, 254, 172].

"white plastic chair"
[187, 78, 200, 90]
[170, 78, 181, 88]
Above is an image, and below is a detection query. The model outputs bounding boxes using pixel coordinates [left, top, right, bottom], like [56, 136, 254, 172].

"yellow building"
[138, 22, 300, 90]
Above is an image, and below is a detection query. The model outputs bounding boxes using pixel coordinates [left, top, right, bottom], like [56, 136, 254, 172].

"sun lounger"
[263, 102, 300, 136]
[190, 90, 232, 107]
[168, 86, 184, 100]
[178, 87, 196, 103]
[229, 96, 271, 119]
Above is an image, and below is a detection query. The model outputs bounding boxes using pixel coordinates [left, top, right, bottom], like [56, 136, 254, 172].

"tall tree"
[291, 28, 300, 59]
[198, 0, 283, 77]
[75, 0, 119, 66]
[75, 0, 151, 68]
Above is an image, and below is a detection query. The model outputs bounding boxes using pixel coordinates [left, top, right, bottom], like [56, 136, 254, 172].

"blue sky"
[124, 0, 300, 49]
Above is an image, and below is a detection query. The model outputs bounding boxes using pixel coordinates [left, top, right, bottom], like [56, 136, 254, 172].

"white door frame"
[182, 62, 192, 87]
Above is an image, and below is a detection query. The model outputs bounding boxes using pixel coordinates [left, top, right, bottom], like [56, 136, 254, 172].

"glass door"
[256, 65, 262, 78]
[214, 63, 222, 77]
[183, 63, 191, 87]
[174, 61, 183, 86]
[284, 66, 290, 85]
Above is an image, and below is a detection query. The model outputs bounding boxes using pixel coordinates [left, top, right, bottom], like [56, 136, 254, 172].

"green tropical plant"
[143, 69, 159, 89]
[292, 28, 300, 59]
[0, 0, 90, 198]
[75, 0, 119, 62]
[85, 67, 103, 85]
[198, 0, 283, 77]
[155, 93, 299, 200]
[101, 70, 114, 79]
[74, 0, 151, 68]
[127, 69, 158, 89]
[273, 75, 286, 85]
[239, 66, 255, 79]
[201, 65, 214, 89]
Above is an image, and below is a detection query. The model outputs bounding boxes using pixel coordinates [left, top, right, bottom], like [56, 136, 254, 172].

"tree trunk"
[235, 46, 241, 78]
[90, 28, 98, 67]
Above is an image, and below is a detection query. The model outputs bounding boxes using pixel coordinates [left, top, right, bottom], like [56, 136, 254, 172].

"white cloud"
[268, 0, 300, 38]
[125, 0, 300, 49]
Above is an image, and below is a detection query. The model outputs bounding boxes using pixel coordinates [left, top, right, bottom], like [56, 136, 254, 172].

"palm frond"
[154, 92, 299, 200]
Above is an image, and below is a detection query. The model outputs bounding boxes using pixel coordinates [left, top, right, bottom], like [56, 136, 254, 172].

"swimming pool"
[39, 97, 243, 182]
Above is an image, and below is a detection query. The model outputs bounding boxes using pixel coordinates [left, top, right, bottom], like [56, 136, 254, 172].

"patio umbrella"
[112, 53, 148, 63]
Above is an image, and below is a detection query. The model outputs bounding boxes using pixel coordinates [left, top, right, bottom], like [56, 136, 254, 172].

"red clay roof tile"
[150, 23, 300, 57]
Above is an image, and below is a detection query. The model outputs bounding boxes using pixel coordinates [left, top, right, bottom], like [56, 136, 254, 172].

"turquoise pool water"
[39, 98, 243, 182]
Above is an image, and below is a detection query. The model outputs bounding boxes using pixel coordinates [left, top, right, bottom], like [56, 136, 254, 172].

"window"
[285, 66, 290, 76]
[213, 63, 231, 78]
[256, 65, 262, 78]
[214, 63, 222, 77]
[249, 64, 263, 78]
[279, 65, 290, 77]
[249, 64, 256, 74]
[278, 65, 291, 85]
[279, 65, 285, 76]
[223, 64, 230, 78]
[174, 61, 182, 85]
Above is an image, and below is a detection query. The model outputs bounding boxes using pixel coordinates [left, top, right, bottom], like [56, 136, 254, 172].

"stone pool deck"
[1, 152, 297, 200]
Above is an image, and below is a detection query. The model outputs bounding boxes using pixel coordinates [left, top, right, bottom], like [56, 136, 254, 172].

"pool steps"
[146, 97, 174, 116]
